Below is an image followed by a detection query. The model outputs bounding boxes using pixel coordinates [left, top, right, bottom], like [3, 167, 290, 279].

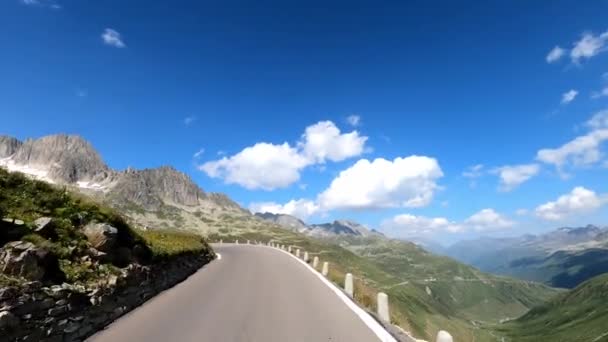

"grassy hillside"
[209, 223, 560, 341]
[0, 168, 213, 286]
[497, 273, 608, 341]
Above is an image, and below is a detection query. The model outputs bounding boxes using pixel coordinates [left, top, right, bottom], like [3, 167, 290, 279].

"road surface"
[88, 244, 385, 342]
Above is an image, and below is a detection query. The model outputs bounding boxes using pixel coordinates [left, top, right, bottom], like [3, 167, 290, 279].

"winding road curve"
[88, 244, 393, 342]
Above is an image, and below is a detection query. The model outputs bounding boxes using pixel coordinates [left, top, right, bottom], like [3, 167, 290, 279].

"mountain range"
[0, 134, 247, 232]
[254, 212, 384, 238]
[443, 225, 608, 288]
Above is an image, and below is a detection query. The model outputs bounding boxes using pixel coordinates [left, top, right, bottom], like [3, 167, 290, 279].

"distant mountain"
[445, 225, 608, 288]
[253, 212, 383, 238]
[499, 273, 608, 341]
[254, 212, 309, 232]
[0, 134, 246, 232]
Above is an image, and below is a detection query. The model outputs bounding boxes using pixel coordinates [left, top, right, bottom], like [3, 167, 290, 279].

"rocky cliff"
[0, 134, 245, 233]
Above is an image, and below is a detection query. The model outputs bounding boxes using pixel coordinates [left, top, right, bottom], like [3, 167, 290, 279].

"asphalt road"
[88, 244, 386, 342]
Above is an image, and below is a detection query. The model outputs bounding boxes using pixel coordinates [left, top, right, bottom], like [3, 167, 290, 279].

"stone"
[63, 322, 80, 333]
[33, 217, 54, 237]
[0, 310, 19, 329]
[0, 241, 64, 282]
[0, 241, 45, 280]
[82, 222, 118, 252]
[48, 305, 68, 316]
[41, 298, 55, 310]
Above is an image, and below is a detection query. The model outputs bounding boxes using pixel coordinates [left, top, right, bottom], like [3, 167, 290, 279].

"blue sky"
[1, 0, 608, 244]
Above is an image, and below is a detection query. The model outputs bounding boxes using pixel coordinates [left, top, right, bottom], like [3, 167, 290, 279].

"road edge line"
[266, 245, 398, 342]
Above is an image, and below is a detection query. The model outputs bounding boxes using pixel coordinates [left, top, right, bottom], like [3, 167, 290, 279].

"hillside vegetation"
[0, 168, 213, 286]
[497, 273, 608, 341]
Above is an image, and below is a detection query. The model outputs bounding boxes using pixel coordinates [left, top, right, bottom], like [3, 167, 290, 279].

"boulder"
[33, 217, 55, 238]
[0, 241, 65, 282]
[83, 223, 117, 252]
[0, 241, 45, 280]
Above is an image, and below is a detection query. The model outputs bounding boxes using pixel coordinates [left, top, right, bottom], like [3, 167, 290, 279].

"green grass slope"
[497, 273, 608, 342]
[0, 168, 213, 286]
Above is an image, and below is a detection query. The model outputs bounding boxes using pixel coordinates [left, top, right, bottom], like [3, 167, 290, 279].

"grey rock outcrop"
[83, 223, 118, 252]
[0, 241, 63, 281]
[11, 135, 109, 183]
[254, 212, 309, 232]
[0, 136, 22, 158]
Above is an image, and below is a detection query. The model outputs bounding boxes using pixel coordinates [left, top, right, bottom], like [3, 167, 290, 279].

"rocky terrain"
[0, 168, 215, 341]
[0, 134, 247, 234]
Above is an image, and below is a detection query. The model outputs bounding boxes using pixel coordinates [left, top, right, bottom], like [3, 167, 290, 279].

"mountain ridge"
[0, 134, 246, 231]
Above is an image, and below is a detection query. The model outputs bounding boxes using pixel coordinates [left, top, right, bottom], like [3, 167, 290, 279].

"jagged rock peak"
[0, 136, 22, 158]
[10, 134, 109, 183]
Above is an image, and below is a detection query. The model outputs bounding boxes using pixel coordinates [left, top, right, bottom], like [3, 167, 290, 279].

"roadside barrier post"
[322, 262, 329, 276]
[377, 292, 389, 322]
[313, 256, 319, 269]
[296, 249, 300, 258]
[304, 251, 309, 262]
[345, 273, 354, 297]
[436, 331, 453, 342]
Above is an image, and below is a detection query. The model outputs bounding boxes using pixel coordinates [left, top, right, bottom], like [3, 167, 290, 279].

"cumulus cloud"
[299, 121, 367, 163]
[249, 199, 319, 220]
[101, 28, 126, 48]
[381, 214, 463, 236]
[317, 156, 443, 210]
[571, 31, 608, 63]
[199, 142, 308, 191]
[561, 89, 578, 104]
[464, 208, 515, 231]
[199, 121, 367, 190]
[535, 186, 605, 221]
[346, 115, 361, 127]
[492, 164, 540, 191]
[536, 110, 608, 175]
[546, 46, 565, 63]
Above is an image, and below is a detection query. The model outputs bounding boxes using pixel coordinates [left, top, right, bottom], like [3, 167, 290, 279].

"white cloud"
[101, 28, 126, 48]
[462, 164, 484, 178]
[570, 31, 608, 63]
[537, 110, 608, 175]
[200, 120, 367, 190]
[299, 121, 367, 163]
[183, 116, 197, 126]
[381, 214, 463, 236]
[586, 110, 608, 129]
[462, 164, 484, 188]
[492, 163, 540, 191]
[464, 208, 515, 231]
[536, 129, 608, 172]
[546, 46, 565, 63]
[249, 199, 319, 220]
[193, 148, 205, 159]
[199, 142, 308, 191]
[535, 186, 604, 221]
[346, 114, 361, 127]
[561, 89, 578, 104]
[515, 209, 529, 216]
[592, 87, 608, 99]
[317, 156, 443, 210]
[21, 0, 60, 8]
